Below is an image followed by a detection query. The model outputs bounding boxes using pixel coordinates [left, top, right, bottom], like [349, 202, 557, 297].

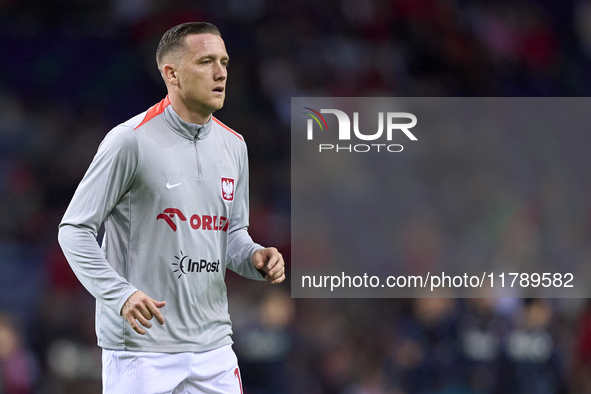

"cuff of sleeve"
[115, 287, 140, 316]
[249, 244, 266, 279]
[249, 244, 265, 263]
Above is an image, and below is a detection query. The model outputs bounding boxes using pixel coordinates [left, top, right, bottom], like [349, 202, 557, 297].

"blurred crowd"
[2, 0, 591, 392]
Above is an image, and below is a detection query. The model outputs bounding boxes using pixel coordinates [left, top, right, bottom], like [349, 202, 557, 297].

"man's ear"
[162, 64, 179, 86]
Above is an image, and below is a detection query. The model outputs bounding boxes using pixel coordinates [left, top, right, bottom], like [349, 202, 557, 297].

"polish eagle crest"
[221, 177, 235, 201]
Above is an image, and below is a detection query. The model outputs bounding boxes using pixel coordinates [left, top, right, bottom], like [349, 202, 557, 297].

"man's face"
[176, 33, 229, 120]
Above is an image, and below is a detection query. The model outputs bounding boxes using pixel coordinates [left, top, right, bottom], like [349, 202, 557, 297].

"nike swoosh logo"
[166, 181, 184, 189]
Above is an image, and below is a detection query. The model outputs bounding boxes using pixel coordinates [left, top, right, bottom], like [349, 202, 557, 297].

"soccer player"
[58, 22, 285, 393]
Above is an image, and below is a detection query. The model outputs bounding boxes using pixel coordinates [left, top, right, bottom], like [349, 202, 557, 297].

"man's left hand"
[251, 247, 285, 284]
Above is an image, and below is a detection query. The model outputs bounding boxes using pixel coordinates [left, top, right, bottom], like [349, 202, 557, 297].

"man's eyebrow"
[197, 54, 230, 61]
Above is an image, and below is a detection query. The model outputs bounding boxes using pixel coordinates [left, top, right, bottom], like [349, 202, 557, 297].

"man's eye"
[201, 60, 212, 65]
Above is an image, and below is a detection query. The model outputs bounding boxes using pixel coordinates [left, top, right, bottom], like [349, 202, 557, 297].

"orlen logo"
[156, 208, 186, 232]
[157, 208, 229, 232]
[303, 107, 417, 153]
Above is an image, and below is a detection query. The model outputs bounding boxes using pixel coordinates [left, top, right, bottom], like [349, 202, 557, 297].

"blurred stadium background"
[1, 0, 591, 393]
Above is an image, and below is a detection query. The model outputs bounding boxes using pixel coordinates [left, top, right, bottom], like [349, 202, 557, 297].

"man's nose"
[214, 63, 227, 80]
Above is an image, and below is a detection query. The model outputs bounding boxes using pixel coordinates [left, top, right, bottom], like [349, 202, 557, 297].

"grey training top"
[58, 97, 265, 352]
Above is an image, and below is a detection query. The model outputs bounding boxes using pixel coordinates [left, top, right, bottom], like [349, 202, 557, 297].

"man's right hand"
[120, 291, 166, 335]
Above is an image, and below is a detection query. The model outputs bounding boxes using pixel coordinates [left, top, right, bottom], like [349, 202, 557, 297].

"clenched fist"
[251, 247, 285, 284]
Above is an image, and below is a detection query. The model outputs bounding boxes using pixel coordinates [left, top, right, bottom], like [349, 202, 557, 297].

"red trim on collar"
[134, 96, 171, 130]
[213, 117, 243, 141]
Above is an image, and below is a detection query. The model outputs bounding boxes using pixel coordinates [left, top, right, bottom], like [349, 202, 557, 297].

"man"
[58, 22, 285, 393]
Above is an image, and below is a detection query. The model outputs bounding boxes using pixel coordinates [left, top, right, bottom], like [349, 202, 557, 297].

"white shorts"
[102, 345, 243, 394]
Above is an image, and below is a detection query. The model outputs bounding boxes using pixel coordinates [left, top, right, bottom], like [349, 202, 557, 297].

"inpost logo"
[302, 107, 417, 153]
[171, 250, 220, 279]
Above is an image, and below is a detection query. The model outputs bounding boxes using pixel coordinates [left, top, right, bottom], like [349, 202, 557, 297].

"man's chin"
[207, 94, 224, 105]
[211, 99, 225, 112]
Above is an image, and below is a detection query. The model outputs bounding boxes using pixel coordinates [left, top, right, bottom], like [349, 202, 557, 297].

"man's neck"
[168, 95, 211, 125]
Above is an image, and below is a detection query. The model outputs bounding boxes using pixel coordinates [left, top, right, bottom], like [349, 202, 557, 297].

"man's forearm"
[226, 227, 265, 280]
[58, 224, 138, 314]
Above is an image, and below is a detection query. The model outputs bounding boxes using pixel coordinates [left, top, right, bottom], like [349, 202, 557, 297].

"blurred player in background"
[58, 22, 285, 394]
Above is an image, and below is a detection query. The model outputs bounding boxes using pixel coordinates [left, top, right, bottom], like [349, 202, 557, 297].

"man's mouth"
[212, 86, 224, 93]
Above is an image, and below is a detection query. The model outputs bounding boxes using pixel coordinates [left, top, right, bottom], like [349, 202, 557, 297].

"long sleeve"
[226, 142, 265, 280]
[58, 125, 140, 315]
